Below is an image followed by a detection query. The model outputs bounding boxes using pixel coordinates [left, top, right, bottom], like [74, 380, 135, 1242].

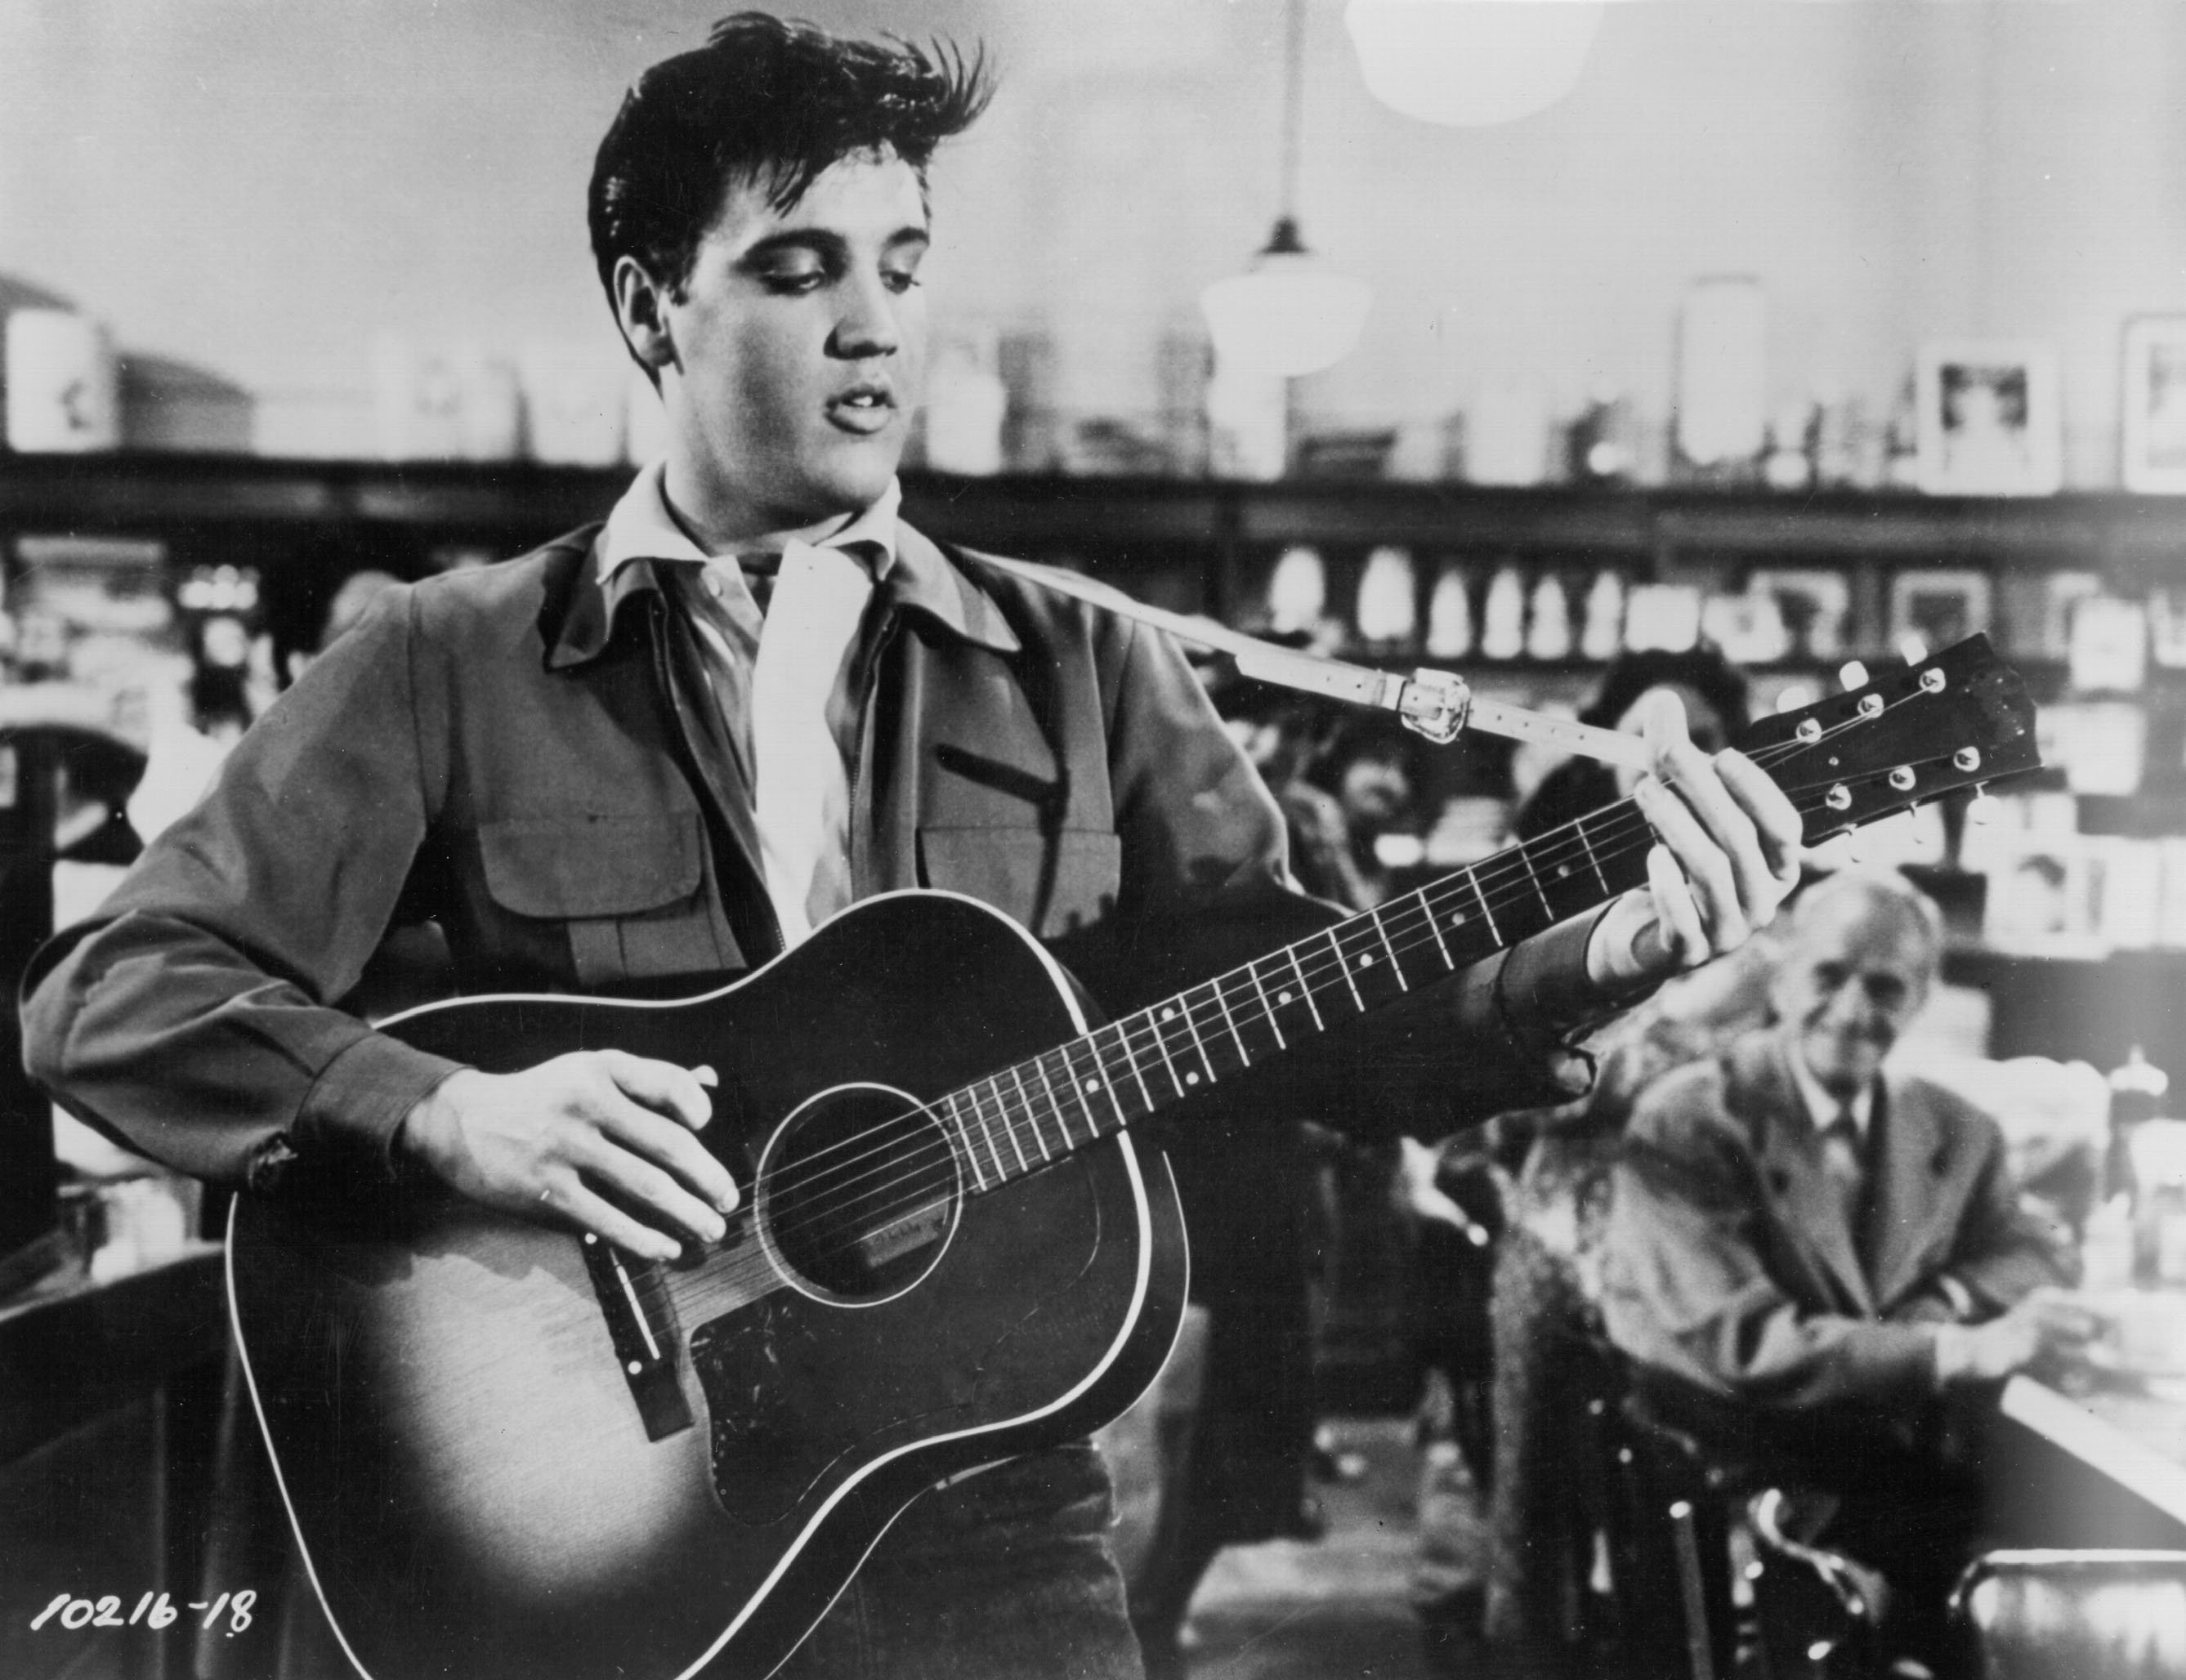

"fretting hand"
[1585, 688, 1804, 993]
[397, 1050, 740, 1261]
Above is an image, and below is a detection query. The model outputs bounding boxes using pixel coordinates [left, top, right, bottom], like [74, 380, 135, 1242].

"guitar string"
[682, 774, 1862, 1311]
[724, 701, 1944, 1272]
[727, 697, 1910, 1240]
[694, 748, 1919, 1300]
[681, 679, 1974, 1289]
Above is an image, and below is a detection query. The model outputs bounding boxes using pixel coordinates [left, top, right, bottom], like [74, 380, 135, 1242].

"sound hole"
[759, 1084, 962, 1302]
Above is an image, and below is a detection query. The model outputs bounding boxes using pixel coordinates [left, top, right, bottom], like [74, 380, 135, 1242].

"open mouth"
[827, 386, 896, 435]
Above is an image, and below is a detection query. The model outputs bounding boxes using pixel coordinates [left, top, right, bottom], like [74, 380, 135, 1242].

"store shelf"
[5, 451, 2186, 578]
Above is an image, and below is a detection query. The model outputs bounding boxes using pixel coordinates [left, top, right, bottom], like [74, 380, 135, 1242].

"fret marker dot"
[1084, 1079, 1100, 1093]
[1451, 914, 1466, 927]
[1278, 990, 1293, 1003]
[627, 1360, 643, 1375]
[1558, 863, 1572, 878]
[1186, 1071, 1200, 1086]
[1360, 954, 1374, 967]
[1161, 1008, 1177, 1021]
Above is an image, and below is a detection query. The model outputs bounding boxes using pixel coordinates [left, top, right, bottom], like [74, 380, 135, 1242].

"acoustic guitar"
[227, 636, 2037, 1680]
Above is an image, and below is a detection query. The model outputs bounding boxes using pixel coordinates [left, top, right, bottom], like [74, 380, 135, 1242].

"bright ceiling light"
[1346, 0, 1609, 128]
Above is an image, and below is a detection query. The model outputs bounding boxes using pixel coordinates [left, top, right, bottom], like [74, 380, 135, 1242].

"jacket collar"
[547, 507, 1019, 671]
[1730, 1032, 1877, 1314]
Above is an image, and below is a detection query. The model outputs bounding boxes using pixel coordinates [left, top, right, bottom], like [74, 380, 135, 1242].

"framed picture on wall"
[1888, 567, 1992, 657]
[1915, 341, 2063, 497]
[2121, 315, 2186, 493]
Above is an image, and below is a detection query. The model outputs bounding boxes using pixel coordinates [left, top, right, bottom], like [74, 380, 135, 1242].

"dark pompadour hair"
[588, 12, 993, 307]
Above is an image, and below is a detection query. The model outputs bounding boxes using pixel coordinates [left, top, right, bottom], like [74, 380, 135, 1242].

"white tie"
[749, 538, 873, 948]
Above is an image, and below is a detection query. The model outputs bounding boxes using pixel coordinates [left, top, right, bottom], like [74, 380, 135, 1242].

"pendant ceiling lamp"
[1200, 0, 1372, 378]
[1345, 0, 1608, 128]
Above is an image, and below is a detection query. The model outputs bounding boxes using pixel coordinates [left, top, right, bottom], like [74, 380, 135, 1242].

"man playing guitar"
[24, 15, 1799, 1677]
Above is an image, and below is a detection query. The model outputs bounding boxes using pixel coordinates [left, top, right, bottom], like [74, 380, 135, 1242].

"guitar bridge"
[581, 1233, 695, 1441]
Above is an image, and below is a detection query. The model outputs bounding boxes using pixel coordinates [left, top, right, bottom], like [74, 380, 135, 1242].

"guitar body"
[229, 891, 1189, 1680]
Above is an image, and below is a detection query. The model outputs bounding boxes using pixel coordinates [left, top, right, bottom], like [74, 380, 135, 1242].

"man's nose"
[827, 271, 901, 360]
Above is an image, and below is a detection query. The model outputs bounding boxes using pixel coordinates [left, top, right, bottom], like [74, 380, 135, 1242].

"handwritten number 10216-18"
[29, 1590, 256, 1635]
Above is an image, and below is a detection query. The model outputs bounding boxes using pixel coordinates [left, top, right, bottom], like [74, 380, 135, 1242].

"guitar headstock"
[1737, 634, 2040, 845]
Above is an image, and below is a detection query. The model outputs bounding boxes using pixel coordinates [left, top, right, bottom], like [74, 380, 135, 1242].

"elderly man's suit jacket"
[1603, 1030, 2071, 1415]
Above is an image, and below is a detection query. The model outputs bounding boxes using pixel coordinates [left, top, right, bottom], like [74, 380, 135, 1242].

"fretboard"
[929, 797, 1653, 1196]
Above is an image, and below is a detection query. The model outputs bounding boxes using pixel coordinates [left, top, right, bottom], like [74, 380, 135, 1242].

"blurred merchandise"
[1384, 412, 1460, 482]
[1423, 795, 1511, 867]
[455, 346, 523, 460]
[1621, 582, 1702, 653]
[1523, 571, 1570, 660]
[2068, 594, 2149, 693]
[997, 329, 1062, 473]
[5, 309, 120, 453]
[1565, 388, 1636, 485]
[1812, 391, 1880, 489]
[1673, 275, 1766, 480]
[923, 328, 1008, 476]
[1354, 546, 1416, 646]
[1463, 375, 1554, 486]
[1747, 568, 1848, 661]
[1579, 570, 1625, 660]
[2038, 702, 2145, 797]
[1293, 427, 1395, 480]
[1889, 568, 1993, 656]
[372, 331, 465, 461]
[1698, 588, 1790, 665]
[1760, 398, 1817, 491]
[1479, 565, 1525, 659]
[1424, 563, 1473, 659]
[1266, 545, 1328, 636]
[1884, 378, 1923, 489]
[2148, 587, 2186, 668]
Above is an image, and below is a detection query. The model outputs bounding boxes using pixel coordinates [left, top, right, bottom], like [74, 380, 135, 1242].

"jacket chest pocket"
[478, 811, 731, 988]
[916, 824, 1120, 941]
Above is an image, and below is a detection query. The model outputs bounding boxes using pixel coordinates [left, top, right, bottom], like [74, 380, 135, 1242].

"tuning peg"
[1898, 634, 1929, 666]
[1774, 681, 1818, 715]
[1839, 660, 1870, 691]
[1968, 785, 2000, 824]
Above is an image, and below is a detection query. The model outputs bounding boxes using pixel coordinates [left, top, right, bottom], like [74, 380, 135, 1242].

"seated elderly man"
[1602, 869, 2087, 1671]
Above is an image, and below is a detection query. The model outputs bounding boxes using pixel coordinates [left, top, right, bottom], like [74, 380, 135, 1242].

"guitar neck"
[931, 798, 1652, 1195]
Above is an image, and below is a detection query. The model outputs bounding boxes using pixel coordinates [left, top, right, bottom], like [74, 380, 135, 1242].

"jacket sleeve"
[1075, 616, 1618, 1137]
[1889, 1115, 2076, 1323]
[1603, 1079, 1941, 1413]
[20, 588, 463, 1191]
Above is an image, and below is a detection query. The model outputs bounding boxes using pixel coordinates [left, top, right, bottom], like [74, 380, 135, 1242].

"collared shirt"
[1788, 1047, 1875, 1142]
[595, 462, 908, 947]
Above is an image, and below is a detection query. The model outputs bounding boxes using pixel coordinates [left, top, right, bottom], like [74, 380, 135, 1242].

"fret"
[971, 1084, 1009, 1186]
[1372, 907, 1408, 992]
[941, 1092, 987, 1191]
[1061, 1043, 1108, 1137]
[1469, 868, 1502, 945]
[1286, 945, 1325, 1030]
[1176, 990, 1216, 1088]
[1576, 818, 1610, 893]
[1107, 1018, 1155, 1115]
[1423, 887, 1454, 970]
[1520, 847, 1555, 921]
[1149, 1004, 1187, 1097]
[1330, 927, 1365, 1012]
[1026, 1058, 1065, 1155]
[1000, 1070, 1034, 1173]
[1213, 978, 1251, 1066]
[1248, 960, 1286, 1050]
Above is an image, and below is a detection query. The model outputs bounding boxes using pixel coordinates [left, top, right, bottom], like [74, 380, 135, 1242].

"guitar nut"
[1826, 784, 1853, 811]
[1953, 748, 1981, 771]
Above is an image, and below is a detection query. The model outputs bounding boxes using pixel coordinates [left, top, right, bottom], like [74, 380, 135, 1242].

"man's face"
[1338, 752, 1410, 831]
[1770, 895, 1933, 1098]
[656, 150, 929, 536]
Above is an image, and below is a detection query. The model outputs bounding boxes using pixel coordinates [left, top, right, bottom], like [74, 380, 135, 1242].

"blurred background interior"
[7, 3, 2186, 1678]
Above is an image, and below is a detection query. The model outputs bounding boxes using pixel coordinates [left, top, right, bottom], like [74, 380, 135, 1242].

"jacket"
[23, 520, 1605, 1196]
[1602, 1029, 2071, 1414]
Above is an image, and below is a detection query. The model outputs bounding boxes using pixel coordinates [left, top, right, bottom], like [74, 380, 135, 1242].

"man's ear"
[612, 256, 677, 374]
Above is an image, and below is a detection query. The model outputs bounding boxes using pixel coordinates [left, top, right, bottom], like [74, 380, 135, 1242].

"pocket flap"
[479, 811, 704, 919]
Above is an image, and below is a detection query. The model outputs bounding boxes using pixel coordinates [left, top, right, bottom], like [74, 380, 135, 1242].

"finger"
[597, 1049, 714, 1131]
[1646, 841, 1709, 967]
[549, 1176, 683, 1263]
[1651, 743, 1772, 923]
[1637, 780, 1748, 954]
[574, 1128, 731, 1245]
[1714, 750, 1804, 892]
[598, 1100, 742, 1214]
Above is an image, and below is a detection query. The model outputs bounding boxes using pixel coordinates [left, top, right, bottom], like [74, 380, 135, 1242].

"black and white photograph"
[6, 7, 2186, 1680]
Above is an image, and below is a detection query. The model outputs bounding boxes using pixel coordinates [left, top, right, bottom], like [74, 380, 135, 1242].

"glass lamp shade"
[1345, 0, 1607, 127]
[1200, 223, 1373, 378]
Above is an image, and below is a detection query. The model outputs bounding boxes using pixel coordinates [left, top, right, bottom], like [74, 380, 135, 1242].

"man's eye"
[759, 267, 828, 294]
[882, 268, 923, 294]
